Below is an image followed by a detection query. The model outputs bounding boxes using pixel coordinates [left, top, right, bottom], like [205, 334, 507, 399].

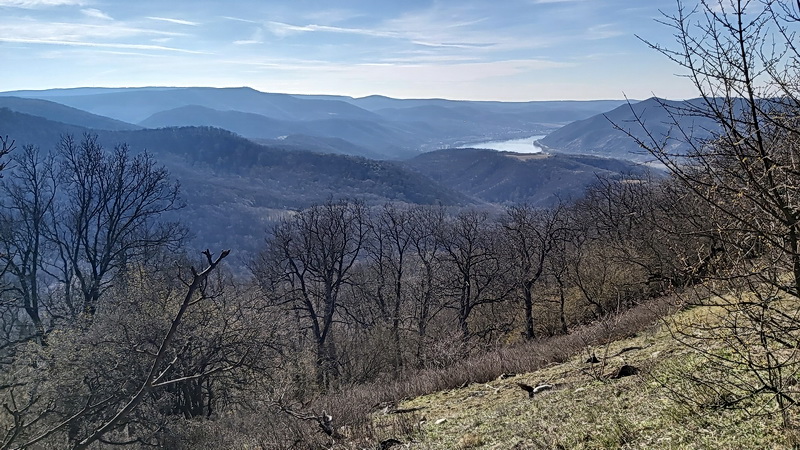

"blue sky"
[0, 0, 700, 100]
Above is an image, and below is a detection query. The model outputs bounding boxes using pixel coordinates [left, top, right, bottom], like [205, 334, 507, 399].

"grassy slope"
[370, 306, 797, 449]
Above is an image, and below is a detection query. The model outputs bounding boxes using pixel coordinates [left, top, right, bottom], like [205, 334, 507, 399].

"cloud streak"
[146, 16, 199, 26]
[0, 20, 187, 40]
[266, 21, 399, 39]
[0, 36, 206, 53]
[81, 8, 112, 20]
[0, 0, 85, 7]
[531, 0, 585, 3]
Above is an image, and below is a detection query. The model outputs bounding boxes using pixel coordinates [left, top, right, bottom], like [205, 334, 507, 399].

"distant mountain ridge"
[0, 97, 140, 131]
[139, 105, 420, 159]
[538, 97, 720, 162]
[8, 86, 379, 124]
[1, 86, 628, 159]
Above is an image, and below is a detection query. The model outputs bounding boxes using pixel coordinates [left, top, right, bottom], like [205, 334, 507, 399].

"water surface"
[458, 135, 547, 153]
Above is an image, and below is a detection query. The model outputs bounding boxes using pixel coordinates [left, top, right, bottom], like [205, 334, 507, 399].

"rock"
[380, 438, 403, 449]
[611, 364, 640, 379]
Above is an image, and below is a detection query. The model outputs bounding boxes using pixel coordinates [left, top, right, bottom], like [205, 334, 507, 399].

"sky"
[0, 0, 702, 101]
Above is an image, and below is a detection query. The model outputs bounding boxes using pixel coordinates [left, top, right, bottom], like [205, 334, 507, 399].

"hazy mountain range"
[1, 87, 624, 158]
[0, 86, 697, 263]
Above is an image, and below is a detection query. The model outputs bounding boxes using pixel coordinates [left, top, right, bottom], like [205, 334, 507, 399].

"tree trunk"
[557, 278, 568, 335]
[523, 282, 535, 340]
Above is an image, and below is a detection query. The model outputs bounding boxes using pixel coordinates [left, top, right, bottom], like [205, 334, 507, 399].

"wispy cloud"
[146, 16, 199, 26]
[0, 0, 85, 7]
[585, 23, 623, 40]
[302, 8, 364, 24]
[412, 40, 495, 49]
[378, 53, 480, 64]
[264, 13, 502, 51]
[0, 16, 198, 57]
[91, 50, 169, 58]
[0, 36, 206, 53]
[266, 21, 398, 39]
[0, 20, 186, 40]
[233, 28, 263, 45]
[81, 8, 112, 20]
[531, 0, 585, 3]
[222, 16, 259, 24]
[220, 55, 571, 76]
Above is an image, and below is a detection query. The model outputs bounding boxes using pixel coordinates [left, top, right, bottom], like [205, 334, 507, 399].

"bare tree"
[0, 145, 56, 344]
[346, 204, 415, 372]
[50, 134, 186, 316]
[0, 136, 12, 176]
[637, 0, 800, 427]
[252, 199, 367, 388]
[437, 210, 514, 343]
[501, 203, 568, 340]
[0, 250, 231, 449]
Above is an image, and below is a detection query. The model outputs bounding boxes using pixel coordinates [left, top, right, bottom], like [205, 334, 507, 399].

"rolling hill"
[139, 105, 422, 159]
[405, 147, 655, 206]
[0, 97, 140, 131]
[537, 97, 720, 162]
[0, 108, 469, 263]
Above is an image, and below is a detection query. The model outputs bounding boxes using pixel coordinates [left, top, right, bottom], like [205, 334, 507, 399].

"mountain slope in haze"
[302, 95, 630, 149]
[0, 108, 466, 207]
[253, 135, 385, 160]
[0, 109, 470, 263]
[3, 86, 380, 124]
[140, 105, 420, 159]
[538, 97, 720, 162]
[406, 147, 655, 206]
[0, 97, 140, 131]
[0, 108, 89, 147]
[3, 87, 632, 159]
[304, 93, 626, 119]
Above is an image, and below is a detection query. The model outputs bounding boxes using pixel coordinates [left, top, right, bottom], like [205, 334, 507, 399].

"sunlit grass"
[367, 305, 799, 449]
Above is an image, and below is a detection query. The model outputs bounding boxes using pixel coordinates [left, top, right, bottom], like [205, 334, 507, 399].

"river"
[457, 135, 547, 153]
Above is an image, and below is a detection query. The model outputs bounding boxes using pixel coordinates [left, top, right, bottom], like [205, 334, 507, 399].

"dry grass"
[373, 304, 798, 449]
[175, 292, 798, 448]
[303, 294, 679, 446]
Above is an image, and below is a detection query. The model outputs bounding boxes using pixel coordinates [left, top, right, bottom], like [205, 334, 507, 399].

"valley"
[0, 88, 661, 266]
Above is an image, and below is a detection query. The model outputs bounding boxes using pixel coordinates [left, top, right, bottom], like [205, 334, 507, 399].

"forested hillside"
[0, 107, 650, 265]
[406, 147, 654, 205]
